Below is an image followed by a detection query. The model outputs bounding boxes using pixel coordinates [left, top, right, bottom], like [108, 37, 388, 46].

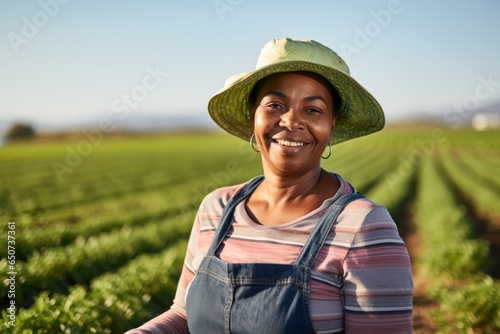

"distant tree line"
[5, 123, 35, 140]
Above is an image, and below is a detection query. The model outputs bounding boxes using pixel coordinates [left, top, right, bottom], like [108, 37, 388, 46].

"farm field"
[1, 128, 499, 333]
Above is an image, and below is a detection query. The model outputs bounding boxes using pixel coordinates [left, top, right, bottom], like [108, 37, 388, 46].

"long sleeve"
[342, 204, 413, 333]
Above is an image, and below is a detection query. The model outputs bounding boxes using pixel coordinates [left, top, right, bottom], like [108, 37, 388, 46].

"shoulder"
[329, 172, 397, 232]
[342, 196, 393, 224]
[329, 170, 404, 247]
[339, 197, 405, 248]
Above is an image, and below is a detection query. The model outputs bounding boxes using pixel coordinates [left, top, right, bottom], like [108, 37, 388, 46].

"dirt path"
[405, 231, 438, 333]
[392, 177, 438, 333]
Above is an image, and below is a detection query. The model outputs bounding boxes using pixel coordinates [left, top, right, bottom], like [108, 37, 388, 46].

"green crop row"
[333, 149, 401, 193]
[365, 157, 417, 220]
[2, 240, 188, 333]
[7, 184, 200, 260]
[413, 158, 499, 333]
[440, 150, 500, 225]
[415, 158, 489, 278]
[327, 136, 382, 170]
[0, 211, 194, 303]
[325, 135, 409, 193]
[2, 166, 196, 217]
[2, 159, 242, 232]
[1, 135, 253, 217]
[444, 129, 500, 152]
[459, 153, 500, 190]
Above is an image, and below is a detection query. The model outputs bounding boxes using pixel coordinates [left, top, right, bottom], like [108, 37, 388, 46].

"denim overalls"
[186, 176, 363, 333]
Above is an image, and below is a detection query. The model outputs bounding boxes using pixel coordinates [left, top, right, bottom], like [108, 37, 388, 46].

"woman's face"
[251, 72, 336, 176]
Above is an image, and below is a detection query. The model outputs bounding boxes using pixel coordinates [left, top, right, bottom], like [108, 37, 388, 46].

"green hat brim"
[208, 60, 384, 145]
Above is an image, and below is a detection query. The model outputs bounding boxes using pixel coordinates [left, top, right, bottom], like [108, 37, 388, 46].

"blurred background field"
[1, 127, 499, 333]
[2, 1, 500, 333]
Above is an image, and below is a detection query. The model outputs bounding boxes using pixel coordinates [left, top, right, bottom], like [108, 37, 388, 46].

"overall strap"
[295, 193, 365, 268]
[206, 176, 265, 256]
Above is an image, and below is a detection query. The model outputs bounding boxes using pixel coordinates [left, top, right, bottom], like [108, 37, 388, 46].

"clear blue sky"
[1, 0, 500, 131]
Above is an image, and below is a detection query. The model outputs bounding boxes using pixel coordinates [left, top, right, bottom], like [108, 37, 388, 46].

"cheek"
[312, 118, 334, 137]
[318, 127, 333, 143]
[253, 111, 275, 132]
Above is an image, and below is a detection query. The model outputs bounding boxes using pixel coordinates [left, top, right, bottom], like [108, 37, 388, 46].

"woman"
[127, 38, 413, 333]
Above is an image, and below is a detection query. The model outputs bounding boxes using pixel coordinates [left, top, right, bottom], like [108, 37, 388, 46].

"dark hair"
[248, 79, 263, 110]
[247, 72, 342, 120]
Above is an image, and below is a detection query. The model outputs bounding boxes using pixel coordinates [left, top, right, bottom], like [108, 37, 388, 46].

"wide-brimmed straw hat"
[208, 38, 385, 145]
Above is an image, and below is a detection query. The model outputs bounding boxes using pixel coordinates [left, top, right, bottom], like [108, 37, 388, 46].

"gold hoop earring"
[250, 133, 260, 152]
[321, 142, 332, 159]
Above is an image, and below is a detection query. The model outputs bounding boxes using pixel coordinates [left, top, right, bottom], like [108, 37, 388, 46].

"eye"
[305, 107, 322, 114]
[262, 102, 285, 110]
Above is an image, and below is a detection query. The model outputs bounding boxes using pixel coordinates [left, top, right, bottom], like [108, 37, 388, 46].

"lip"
[270, 137, 309, 154]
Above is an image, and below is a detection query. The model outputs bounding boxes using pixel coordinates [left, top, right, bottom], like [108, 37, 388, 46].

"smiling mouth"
[275, 139, 305, 147]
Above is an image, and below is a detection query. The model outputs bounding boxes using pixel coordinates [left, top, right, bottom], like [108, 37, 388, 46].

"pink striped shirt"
[127, 174, 413, 333]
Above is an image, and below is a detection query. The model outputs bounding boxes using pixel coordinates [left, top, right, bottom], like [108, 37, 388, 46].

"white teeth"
[276, 140, 304, 147]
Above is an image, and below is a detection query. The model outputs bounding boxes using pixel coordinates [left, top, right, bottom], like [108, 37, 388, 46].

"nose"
[279, 109, 304, 131]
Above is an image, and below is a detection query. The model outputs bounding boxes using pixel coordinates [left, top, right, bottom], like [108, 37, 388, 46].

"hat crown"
[256, 38, 350, 75]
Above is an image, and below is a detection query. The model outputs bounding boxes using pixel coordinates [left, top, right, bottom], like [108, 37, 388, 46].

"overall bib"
[186, 176, 363, 334]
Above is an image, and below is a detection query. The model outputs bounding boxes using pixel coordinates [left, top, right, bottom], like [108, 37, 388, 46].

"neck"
[260, 166, 325, 205]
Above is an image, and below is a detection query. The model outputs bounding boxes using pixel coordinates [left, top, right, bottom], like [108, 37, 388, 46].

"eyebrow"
[304, 95, 328, 104]
[263, 90, 287, 99]
[263, 91, 328, 104]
